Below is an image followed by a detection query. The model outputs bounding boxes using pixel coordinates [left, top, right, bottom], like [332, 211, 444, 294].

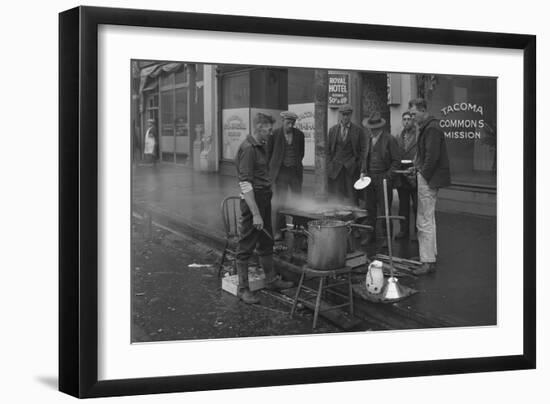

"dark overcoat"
[360, 129, 401, 178]
[266, 126, 305, 184]
[327, 122, 366, 180]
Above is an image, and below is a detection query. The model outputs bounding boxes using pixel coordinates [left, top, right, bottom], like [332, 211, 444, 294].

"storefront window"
[288, 68, 314, 105]
[221, 72, 250, 160]
[160, 89, 174, 162]
[175, 87, 188, 136]
[161, 72, 175, 88]
[222, 72, 249, 109]
[175, 66, 188, 85]
[421, 75, 497, 188]
[221, 68, 290, 160]
[250, 69, 287, 109]
[161, 91, 174, 138]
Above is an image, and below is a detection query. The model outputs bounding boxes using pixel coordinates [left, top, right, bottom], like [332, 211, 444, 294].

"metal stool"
[290, 265, 354, 330]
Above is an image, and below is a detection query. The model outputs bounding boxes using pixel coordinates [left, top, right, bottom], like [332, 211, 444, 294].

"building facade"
[132, 61, 497, 215]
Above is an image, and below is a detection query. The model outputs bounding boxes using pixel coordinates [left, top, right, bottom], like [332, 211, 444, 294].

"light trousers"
[416, 173, 438, 263]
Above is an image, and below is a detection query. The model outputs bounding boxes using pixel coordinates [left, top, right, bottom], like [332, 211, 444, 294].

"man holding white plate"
[359, 111, 401, 246]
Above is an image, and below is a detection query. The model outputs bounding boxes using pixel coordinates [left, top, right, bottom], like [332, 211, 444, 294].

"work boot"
[259, 255, 294, 290]
[237, 288, 260, 304]
[412, 262, 436, 276]
[265, 278, 294, 291]
[236, 261, 259, 304]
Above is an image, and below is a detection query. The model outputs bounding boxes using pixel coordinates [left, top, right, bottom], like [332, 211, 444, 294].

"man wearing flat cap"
[235, 112, 294, 304]
[360, 111, 401, 245]
[267, 111, 305, 239]
[327, 104, 366, 205]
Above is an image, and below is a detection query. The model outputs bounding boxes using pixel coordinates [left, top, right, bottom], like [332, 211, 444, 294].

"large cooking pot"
[303, 219, 372, 270]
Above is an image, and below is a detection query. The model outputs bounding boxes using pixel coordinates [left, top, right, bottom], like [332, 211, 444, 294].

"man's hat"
[363, 111, 386, 129]
[280, 111, 298, 121]
[147, 118, 156, 123]
[338, 104, 353, 114]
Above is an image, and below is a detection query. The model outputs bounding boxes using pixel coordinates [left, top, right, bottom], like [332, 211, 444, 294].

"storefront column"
[314, 69, 328, 200]
[201, 65, 218, 172]
[389, 73, 417, 135]
[349, 72, 363, 126]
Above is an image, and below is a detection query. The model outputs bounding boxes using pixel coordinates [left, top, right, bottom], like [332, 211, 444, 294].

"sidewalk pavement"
[132, 163, 496, 328]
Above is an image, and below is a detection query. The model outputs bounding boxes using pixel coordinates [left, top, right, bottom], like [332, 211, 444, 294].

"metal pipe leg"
[312, 277, 325, 330]
[323, 276, 330, 300]
[290, 272, 305, 318]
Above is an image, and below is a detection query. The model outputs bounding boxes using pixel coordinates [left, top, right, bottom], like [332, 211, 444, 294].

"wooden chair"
[218, 196, 242, 278]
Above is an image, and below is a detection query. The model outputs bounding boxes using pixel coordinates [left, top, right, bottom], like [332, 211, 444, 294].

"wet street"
[132, 217, 344, 342]
[132, 164, 497, 340]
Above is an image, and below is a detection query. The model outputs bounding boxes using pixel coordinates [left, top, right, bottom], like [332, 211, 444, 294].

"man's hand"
[360, 172, 366, 180]
[253, 214, 264, 230]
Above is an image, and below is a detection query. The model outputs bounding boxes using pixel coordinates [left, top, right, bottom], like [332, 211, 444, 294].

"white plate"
[354, 176, 371, 190]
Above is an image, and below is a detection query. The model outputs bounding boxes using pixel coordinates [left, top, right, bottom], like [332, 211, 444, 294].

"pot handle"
[349, 223, 374, 232]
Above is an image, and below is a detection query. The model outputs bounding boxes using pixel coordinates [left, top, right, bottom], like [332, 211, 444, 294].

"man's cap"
[363, 111, 386, 129]
[338, 104, 353, 113]
[280, 111, 298, 121]
[147, 118, 156, 123]
[253, 112, 275, 126]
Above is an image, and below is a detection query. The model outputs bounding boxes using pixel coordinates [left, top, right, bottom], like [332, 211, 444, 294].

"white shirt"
[144, 129, 155, 154]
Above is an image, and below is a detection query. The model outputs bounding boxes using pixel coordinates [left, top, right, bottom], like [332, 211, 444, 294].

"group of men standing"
[234, 98, 450, 303]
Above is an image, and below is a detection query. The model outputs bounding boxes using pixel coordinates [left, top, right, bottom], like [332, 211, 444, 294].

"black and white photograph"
[2, 0, 543, 402]
[131, 61, 497, 341]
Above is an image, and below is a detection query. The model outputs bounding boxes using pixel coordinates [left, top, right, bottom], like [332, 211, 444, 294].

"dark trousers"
[328, 166, 357, 205]
[365, 173, 393, 237]
[397, 184, 417, 234]
[274, 166, 302, 231]
[236, 189, 274, 262]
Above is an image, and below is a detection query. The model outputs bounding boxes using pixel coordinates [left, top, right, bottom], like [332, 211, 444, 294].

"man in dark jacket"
[267, 111, 305, 239]
[235, 113, 294, 304]
[408, 98, 451, 275]
[327, 104, 366, 205]
[359, 111, 401, 245]
[395, 111, 418, 240]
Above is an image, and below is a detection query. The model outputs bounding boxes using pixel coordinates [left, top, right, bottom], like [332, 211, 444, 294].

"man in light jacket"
[408, 98, 451, 275]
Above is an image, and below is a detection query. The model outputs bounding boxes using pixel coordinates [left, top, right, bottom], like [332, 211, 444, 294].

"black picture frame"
[59, 5, 536, 399]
